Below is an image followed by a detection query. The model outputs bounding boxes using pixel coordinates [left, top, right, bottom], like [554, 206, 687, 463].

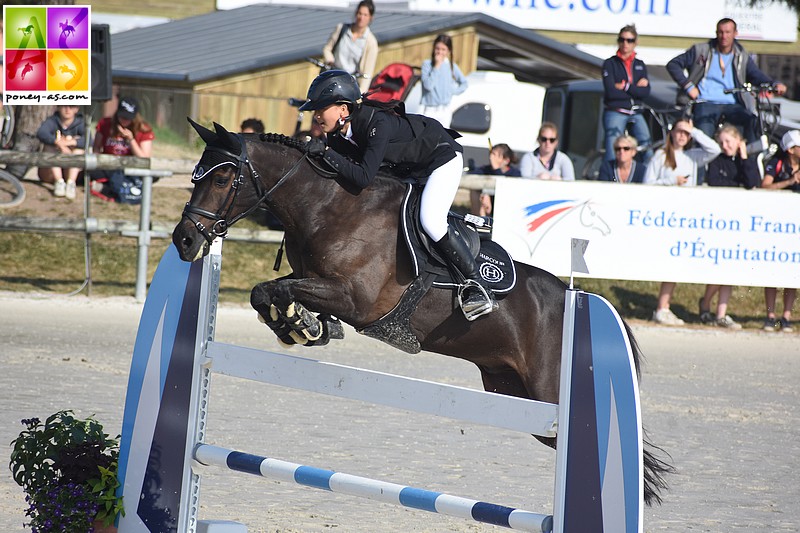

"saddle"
[401, 184, 516, 294]
[357, 185, 516, 354]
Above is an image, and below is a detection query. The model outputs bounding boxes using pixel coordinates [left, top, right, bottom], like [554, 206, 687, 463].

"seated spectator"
[468, 143, 520, 216]
[699, 125, 760, 329]
[597, 134, 646, 183]
[91, 97, 155, 203]
[760, 130, 800, 331]
[645, 118, 720, 326]
[36, 105, 86, 200]
[520, 122, 575, 181]
[240, 118, 265, 134]
[294, 120, 325, 142]
[602, 24, 652, 163]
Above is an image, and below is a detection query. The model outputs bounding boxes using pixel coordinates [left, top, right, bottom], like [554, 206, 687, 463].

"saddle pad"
[401, 185, 516, 294]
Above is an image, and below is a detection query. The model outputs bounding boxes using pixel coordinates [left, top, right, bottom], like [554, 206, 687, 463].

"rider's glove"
[306, 137, 327, 158]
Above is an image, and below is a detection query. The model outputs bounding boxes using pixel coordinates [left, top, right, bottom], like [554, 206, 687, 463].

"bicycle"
[581, 102, 677, 180]
[0, 101, 26, 208]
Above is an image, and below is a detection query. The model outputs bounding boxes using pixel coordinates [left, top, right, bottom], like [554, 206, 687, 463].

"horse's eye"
[214, 175, 229, 188]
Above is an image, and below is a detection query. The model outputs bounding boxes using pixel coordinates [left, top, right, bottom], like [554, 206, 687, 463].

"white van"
[403, 70, 545, 169]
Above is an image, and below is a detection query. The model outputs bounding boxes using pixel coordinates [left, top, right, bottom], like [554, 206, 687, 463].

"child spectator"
[36, 105, 86, 200]
[91, 97, 155, 203]
[468, 143, 520, 217]
[759, 129, 800, 331]
[644, 118, 720, 325]
[420, 34, 468, 128]
[699, 124, 760, 329]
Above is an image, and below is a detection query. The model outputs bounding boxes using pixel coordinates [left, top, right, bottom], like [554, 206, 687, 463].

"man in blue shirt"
[666, 18, 786, 144]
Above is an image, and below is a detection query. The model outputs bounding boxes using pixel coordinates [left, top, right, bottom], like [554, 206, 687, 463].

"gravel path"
[0, 292, 797, 532]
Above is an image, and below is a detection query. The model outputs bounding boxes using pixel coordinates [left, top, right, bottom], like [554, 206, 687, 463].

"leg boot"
[435, 227, 497, 320]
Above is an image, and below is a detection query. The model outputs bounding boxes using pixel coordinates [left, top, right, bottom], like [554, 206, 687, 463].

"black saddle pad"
[401, 185, 516, 294]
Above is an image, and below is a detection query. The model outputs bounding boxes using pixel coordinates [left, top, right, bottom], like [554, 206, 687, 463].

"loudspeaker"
[91, 24, 112, 102]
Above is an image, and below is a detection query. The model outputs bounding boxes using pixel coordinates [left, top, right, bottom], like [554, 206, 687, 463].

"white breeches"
[419, 152, 463, 242]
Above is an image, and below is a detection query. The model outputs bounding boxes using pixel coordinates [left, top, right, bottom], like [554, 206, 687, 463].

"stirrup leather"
[457, 279, 495, 321]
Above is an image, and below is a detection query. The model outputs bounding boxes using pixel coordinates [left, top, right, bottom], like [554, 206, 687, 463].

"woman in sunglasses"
[602, 25, 652, 163]
[519, 122, 575, 180]
[598, 134, 646, 183]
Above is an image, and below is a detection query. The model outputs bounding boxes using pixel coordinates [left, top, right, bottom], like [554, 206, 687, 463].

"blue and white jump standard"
[116, 239, 644, 533]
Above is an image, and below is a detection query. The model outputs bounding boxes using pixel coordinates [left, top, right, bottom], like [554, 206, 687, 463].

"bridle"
[181, 134, 323, 245]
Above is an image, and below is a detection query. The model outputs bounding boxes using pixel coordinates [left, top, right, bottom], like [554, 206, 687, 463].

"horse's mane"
[258, 132, 306, 152]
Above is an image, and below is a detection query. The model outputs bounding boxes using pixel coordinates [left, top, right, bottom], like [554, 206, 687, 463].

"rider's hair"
[356, 0, 375, 16]
[431, 34, 457, 81]
[618, 24, 638, 40]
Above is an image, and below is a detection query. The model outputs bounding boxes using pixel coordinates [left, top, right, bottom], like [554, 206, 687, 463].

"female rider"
[299, 69, 496, 321]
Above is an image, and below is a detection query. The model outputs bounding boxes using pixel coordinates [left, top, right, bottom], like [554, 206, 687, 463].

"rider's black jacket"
[322, 102, 462, 188]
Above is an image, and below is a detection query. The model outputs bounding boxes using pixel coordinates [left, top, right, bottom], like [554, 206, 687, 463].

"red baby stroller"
[366, 63, 419, 102]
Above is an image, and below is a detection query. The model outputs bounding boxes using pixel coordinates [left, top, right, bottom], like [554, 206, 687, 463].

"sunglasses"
[617, 37, 636, 44]
[538, 136, 558, 143]
[614, 146, 634, 152]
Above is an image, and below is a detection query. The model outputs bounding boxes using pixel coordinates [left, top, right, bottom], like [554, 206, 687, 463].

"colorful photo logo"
[3, 5, 91, 105]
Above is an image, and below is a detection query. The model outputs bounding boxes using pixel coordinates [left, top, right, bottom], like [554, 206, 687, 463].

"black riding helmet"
[299, 70, 362, 111]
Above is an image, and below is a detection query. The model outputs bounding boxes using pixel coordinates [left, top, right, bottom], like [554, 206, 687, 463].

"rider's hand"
[306, 137, 327, 158]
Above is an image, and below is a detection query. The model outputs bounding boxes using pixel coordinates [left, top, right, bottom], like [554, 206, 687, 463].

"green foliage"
[9, 411, 124, 532]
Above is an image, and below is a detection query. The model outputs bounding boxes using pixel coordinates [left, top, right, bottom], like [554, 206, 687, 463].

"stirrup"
[457, 280, 496, 321]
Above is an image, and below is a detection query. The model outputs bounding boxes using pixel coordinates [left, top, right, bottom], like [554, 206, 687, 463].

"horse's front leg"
[251, 276, 354, 347]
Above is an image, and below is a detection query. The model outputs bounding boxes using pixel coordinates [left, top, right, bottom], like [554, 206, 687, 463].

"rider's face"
[315, 103, 349, 134]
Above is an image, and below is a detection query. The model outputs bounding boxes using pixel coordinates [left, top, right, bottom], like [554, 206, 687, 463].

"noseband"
[181, 135, 309, 245]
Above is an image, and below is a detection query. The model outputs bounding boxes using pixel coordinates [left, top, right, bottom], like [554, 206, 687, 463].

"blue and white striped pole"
[195, 444, 553, 533]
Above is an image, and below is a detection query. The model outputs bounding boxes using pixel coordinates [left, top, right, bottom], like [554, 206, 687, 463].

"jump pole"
[116, 240, 643, 533]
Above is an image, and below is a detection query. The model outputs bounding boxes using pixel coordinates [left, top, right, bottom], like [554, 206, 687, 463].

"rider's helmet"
[299, 70, 362, 111]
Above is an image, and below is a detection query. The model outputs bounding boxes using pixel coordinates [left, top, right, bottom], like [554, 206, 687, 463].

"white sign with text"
[409, 0, 798, 42]
[492, 179, 800, 288]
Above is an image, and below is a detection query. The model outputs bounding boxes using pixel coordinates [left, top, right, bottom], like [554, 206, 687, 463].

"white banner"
[409, 0, 798, 42]
[492, 179, 800, 288]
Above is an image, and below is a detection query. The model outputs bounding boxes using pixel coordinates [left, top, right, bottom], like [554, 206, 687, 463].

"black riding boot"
[435, 227, 497, 321]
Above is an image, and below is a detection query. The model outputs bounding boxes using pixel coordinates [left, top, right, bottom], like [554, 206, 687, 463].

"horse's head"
[173, 119, 271, 262]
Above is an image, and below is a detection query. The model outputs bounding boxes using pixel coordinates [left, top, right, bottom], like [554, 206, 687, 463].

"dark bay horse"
[173, 121, 671, 505]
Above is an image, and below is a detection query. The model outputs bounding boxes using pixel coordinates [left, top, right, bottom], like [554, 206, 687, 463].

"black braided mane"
[258, 132, 306, 152]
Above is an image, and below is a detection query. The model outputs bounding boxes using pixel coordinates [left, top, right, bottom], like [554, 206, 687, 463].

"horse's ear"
[187, 117, 218, 146]
[212, 122, 242, 155]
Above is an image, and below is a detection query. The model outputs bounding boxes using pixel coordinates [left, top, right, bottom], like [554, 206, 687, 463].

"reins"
[182, 134, 331, 245]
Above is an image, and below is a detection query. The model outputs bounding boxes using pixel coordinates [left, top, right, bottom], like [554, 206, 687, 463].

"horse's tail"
[624, 320, 676, 506]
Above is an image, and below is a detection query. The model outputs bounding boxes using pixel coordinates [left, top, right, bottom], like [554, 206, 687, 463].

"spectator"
[699, 124, 760, 330]
[419, 34, 468, 128]
[468, 143, 521, 216]
[520, 122, 575, 181]
[645, 117, 720, 325]
[602, 24, 652, 163]
[759, 129, 800, 331]
[92, 97, 155, 203]
[322, 0, 378, 92]
[597, 134, 646, 183]
[643, 118, 720, 186]
[240, 118, 265, 134]
[36, 105, 86, 200]
[666, 18, 786, 144]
